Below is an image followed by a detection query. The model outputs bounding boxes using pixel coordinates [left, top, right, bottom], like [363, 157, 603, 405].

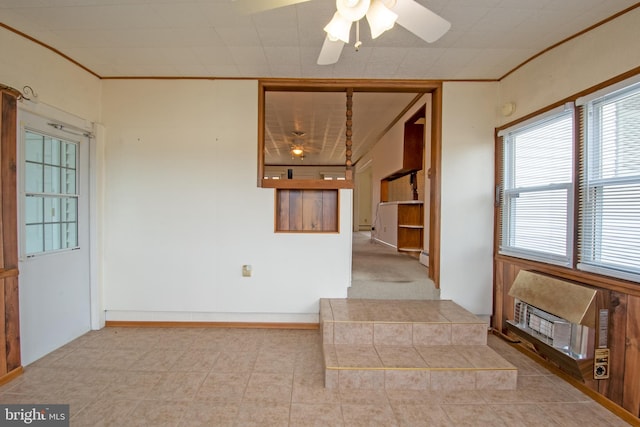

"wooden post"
[345, 89, 353, 171]
[0, 89, 21, 380]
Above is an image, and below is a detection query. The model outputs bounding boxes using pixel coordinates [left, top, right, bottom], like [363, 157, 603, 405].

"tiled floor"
[0, 327, 631, 426]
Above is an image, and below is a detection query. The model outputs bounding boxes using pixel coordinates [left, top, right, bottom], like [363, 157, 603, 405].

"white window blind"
[499, 108, 574, 264]
[579, 82, 640, 281]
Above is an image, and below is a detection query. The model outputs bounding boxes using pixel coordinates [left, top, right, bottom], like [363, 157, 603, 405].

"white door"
[18, 111, 91, 365]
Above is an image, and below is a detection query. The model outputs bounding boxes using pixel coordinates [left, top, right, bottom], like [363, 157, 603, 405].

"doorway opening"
[258, 79, 442, 293]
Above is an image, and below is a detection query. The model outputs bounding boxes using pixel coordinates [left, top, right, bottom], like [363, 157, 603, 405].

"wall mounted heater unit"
[507, 271, 597, 363]
[513, 299, 591, 359]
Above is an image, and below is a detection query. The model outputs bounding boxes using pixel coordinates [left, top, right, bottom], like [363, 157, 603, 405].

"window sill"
[494, 253, 640, 297]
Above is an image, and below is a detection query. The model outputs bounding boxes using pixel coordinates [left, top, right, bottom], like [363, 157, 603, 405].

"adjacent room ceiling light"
[290, 130, 306, 158]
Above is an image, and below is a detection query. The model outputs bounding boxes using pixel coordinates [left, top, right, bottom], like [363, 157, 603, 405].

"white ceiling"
[0, 0, 635, 79]
[1, 0, 636, 166]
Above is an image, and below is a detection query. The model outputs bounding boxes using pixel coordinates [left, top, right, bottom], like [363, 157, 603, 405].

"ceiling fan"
[234, 0, 451, 65]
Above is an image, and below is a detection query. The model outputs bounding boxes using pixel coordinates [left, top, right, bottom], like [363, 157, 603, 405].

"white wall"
[498, 7, 640, 125]
[101, 80, 351, 323]
[0, 27, 101, 122]
[439, 82, 498, 317]
[355, 165, 372, 231]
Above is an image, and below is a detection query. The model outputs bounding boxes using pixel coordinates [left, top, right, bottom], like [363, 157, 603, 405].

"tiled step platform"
[320, 298, 517, 391]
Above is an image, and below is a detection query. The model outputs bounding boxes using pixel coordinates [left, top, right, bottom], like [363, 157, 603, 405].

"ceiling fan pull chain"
[355, 20, 362, 51]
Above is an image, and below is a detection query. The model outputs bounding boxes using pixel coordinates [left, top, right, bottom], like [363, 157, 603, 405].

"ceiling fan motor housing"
[337, 0, 371, 21]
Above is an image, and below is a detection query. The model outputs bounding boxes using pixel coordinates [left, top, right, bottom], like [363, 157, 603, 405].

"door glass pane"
[44, 223, 61, 251]
[25, 196, 44, 224]
[62, 142, 76, 168]
[25, 133, 43, 162]
[44, 137, 61, 166]
[44, 165, 61, 193]
[24, 127, 80, 255]
[44, 197, 61, 222]
[60, 198, 77, 222]
[64, 169, 76, 194]
[62, 222, 77, 249]
[25, 224, 43, 254]
[25, 163, 43, 193]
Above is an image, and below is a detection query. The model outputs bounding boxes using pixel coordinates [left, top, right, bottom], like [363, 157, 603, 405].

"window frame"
[498, 106, 576, 266]
[22, 127, 80, 257]
[577, 81, 640, 282]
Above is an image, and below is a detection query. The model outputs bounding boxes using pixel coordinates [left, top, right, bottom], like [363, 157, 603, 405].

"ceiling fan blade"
[233, 0, 311, 14]
[317, 36, 345, 65]
[390, 0, 451, 43]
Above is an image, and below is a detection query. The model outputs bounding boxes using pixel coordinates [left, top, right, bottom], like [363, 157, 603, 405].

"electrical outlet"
[242, 265, 252, 277]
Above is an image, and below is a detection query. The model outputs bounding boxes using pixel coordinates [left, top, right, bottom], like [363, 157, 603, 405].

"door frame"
[17, 100, 101, 331]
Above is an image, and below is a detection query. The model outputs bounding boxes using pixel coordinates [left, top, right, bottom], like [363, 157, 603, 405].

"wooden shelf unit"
[397, 201, 424, 254]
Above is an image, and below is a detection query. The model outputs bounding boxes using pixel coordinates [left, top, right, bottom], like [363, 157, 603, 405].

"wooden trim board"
[105, 321, 319, 330]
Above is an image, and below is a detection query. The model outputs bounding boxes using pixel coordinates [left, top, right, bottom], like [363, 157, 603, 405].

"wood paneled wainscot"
[276, 189, 338, 232]
[494, 258, 640, 422]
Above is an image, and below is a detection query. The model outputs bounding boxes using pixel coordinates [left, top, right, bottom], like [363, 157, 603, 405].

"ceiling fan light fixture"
[291, 146, 304, 156]
[324, 11, 352, 43]
[366, 0, 398, 39]
[336, 0, 371, 22]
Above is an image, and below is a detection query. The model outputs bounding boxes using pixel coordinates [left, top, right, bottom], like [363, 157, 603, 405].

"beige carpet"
[349, 232, 438, 299]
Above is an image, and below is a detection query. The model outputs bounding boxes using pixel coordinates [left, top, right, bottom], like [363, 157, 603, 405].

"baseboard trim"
[372, 237, 397, 249]
[0, 366, 23, 386]
[104, 310, 319, 324]
[105, 320, 319, 330]
[501, 332, 640, 426]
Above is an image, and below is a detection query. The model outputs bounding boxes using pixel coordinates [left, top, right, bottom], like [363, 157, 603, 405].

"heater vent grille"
[512, 299, 593, 359]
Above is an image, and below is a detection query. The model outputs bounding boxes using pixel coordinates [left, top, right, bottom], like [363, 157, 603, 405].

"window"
[24, 130, 79, 255]
[579, 82, 640, 281]
[498, 76, 640, 284]
[499, 106, 574, 265]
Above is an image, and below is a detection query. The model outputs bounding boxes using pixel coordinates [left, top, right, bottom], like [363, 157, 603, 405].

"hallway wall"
[439, 82, 498, 317]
